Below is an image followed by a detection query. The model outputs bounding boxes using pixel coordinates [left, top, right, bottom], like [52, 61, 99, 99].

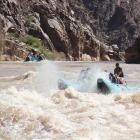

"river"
[0, 61, 140, 140]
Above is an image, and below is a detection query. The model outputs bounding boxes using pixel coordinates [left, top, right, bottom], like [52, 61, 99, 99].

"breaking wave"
[0, 87, 140, 140]
[0, 61, 140, 140]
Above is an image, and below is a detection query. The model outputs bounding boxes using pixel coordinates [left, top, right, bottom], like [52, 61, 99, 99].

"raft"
[97, 78, 128, 94]
[58, 72, 139, 94]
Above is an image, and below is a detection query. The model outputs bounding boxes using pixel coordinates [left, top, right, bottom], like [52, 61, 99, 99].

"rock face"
[0, 0, 140, 61]
[125, 36, 140, 63]
[83, 0, 140, 50]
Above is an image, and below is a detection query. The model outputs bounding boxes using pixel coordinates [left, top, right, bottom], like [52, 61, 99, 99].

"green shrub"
[21, 35, 66, 60]
[44, 51, 66, 60]
[21, 35, 42, 49]
[8, 32, 20, 41]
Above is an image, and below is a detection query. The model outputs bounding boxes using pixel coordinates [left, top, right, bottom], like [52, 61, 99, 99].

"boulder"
[81, 54, 92, 61]
[91, 57, 97, 61]
[0, 55, 11, 61]
[102, 54, 111, 61]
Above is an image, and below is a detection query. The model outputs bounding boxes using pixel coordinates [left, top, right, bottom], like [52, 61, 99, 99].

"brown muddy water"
[0, 61, 140, 140]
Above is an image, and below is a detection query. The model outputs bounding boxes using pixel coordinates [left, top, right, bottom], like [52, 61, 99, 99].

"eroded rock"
[125, 36, 140, 63]
[1, 0, 139, 61]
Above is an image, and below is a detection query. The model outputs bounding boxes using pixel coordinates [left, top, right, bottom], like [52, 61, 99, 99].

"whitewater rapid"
[0, 61, 140, 140]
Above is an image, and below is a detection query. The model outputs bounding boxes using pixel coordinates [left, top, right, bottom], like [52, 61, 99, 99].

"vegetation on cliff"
[0, 0, 140, 62]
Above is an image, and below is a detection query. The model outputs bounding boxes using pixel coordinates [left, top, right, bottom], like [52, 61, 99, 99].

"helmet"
[116, 63, 119, 67]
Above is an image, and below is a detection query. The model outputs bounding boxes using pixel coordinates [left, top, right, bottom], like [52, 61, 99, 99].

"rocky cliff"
[125, 36, 140, 63]
[0, 0, 140, 61]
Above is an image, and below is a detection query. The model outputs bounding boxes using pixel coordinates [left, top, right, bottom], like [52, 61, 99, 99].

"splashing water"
[0, 62, 140, 140]
[57, 65, 139, 94]
[33, 61, 60, 95]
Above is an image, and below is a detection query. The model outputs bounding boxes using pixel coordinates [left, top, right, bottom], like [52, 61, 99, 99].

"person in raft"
[114, 63, 125, 84]
[25, 49, 44, 62]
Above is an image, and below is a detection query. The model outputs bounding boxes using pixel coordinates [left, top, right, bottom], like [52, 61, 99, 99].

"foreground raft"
[58, 77, 138, 94]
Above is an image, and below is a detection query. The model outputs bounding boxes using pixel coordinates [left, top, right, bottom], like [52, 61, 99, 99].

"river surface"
[0, 61, 140, 140]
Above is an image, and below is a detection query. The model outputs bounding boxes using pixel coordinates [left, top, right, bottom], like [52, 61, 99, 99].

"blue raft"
[58, 79, 87, 92]
[58, 77, 138, 94]
[97, 78, 127, 94]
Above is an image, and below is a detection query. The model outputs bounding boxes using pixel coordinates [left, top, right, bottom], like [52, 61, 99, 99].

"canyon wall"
[0, 0, 140, 61]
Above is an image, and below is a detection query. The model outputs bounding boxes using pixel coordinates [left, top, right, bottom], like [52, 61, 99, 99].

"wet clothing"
[109, 72, 125, 84]
[25, 54, 44, 62]
[36, 54, 44, 61]
[78, 70, 86, 81]
[114, 67, 124, 77]
[78, 68, 91, 81]
[25, 56, 30, 62]
[25, 55, 36, 61]
[109, 73, 117, 83]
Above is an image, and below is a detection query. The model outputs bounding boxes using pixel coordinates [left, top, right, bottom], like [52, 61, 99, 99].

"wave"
[0, 86, 140, 140]
[0, 71, 35, 82]
[0, 61, 140, 139]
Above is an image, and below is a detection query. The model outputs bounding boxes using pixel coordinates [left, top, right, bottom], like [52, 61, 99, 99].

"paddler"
[114, 63, 125, 84]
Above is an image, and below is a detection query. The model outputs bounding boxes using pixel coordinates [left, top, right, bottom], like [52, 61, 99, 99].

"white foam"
[0, 61, 140, 139]
[33, 61, 60, 95]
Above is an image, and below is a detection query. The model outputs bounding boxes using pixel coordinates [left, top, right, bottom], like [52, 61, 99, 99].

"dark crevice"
[39, 15, 68, 54]
[108, 7, 126, 31]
